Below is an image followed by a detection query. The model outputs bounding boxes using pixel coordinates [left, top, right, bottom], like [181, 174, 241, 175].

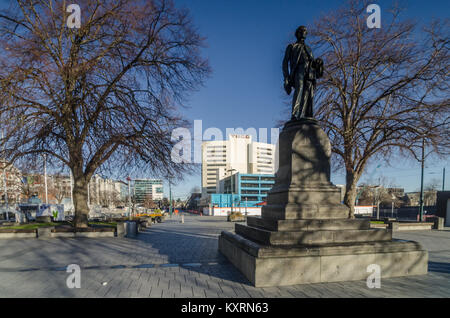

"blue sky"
[1, 0, 447, 199]
[164, 0, 450, 199]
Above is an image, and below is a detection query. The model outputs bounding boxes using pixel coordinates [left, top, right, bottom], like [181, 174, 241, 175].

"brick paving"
[0, 214, 449, 298]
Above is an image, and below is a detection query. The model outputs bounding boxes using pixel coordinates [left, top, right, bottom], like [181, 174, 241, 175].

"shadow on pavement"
[135, 218, 251, 285]
[428, 261, 450, 274]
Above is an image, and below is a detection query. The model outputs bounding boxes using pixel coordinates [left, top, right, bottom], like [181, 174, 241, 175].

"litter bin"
[124, 221, 137, 238]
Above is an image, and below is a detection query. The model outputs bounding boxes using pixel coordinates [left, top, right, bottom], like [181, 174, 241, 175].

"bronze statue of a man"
[283, 26, 323, 120]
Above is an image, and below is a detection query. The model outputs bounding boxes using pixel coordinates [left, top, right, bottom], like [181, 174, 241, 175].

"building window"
[241, 176, 259, 181]
[241, 183, 259, 188]
[242, 190, 259, 194]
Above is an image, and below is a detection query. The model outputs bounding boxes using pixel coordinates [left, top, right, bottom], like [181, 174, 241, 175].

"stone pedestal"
[218, 119, 428, 287]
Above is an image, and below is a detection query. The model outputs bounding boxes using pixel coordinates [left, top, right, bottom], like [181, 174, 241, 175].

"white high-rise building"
[201, 134, 277, 196]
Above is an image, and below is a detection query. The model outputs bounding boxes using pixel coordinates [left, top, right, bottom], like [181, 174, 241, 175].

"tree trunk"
[344, 170, 358, 219]
[72, 175, 89, 228]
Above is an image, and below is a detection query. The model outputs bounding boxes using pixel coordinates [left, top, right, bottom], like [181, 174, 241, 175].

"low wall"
[385, 222, 434, 231]
[52, 227, 115, 238]
[397, 223, 433, 231]
[371, 222, 435, 231]
[204, 207, 262, 217]
[0, 229, 37, 239]
[51, 231, 115, 238]
[370, 223, 388, 229]
[0, 226, 116, 239]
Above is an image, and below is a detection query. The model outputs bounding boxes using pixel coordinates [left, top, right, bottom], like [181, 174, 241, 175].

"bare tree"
[19, 173, 42, 202]
[20, 180, 34, 202]
[143, 194, 156, 209]
[161, 197, 169, 208]
[0, 0, 210, 227]
[48, 174, 71, 204]
[0, 160, 23, 203]
[190, 186, 201, 193]
[98, 190, 111, 207]
[423, 178, 440, 206]
[357, 176, 402, 208]
[305, 1, 449, 217]
[425, 178, 441, 192]
[110, 189, 123, 207]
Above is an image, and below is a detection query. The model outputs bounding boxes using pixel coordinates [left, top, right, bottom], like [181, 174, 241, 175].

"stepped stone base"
[247, 216, 370, 231]
[219, 231, 428, 287]
[261, 203, 350, 220]
[235, 223, 392, 246]
[218, 118, 428, 287]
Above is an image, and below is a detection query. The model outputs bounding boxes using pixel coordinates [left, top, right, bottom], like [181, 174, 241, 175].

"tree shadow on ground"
[135, 222, 251, 285]
[428, 262, 450, 274]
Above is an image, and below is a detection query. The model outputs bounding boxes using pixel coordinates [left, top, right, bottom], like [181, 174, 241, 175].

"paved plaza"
[0, 214, 449, 298]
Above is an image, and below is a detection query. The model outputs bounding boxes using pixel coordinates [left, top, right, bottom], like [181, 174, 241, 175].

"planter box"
[51, 227, 75, 237]
[74, 231, 114, 238]
[0, 222, 16, 227]
[116, 222, 125, 237]
[227, 214, 246, 222]
[228, 217, 246, 222]
[37, 227, 55, 238]
[398, 223, 433, 231]
[137, 218, 152, 231]
[51, 232, 75, 238]
[74, 227, 115, 232]
[370, 223, 388, 229]
[36, 216, 52, 223]
[52, 226, 115, 238]
[385, 222, 434, 231]
[429, 217, 444, 230]
[0, 225, 115, 239]
[0, 229, 37, 239]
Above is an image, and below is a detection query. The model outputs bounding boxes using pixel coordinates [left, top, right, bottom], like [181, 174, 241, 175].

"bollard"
[181, 214, 184, 224]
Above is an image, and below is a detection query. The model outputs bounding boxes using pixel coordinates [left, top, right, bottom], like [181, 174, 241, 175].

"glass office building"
[133, 179, 164, 203]
[210, 173, 275, 208]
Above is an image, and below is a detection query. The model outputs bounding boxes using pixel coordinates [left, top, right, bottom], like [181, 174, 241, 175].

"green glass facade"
[133, 179, 163, 203]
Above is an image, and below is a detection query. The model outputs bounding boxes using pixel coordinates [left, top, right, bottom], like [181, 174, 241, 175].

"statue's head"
[295, 26, 307, 41]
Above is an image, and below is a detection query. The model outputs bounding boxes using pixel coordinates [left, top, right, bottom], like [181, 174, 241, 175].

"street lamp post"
[419, 137, 425, 222]
[43, 154, 48, 204]
[371, 185, 381, 220]
[69, 171, 74, 215]
[169, 180, 173, 218]
[391, 201, 394, 218]
[376, 191, 380, 220]
[1, 131, 8, 221]
[443, 167, 446, 191]
[227, 169, 237, 215]
[87, 179, 90, 207]
[127, 176, 132, 220]
[2, 162, 8, 221]
[245, 197, 248, 216]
